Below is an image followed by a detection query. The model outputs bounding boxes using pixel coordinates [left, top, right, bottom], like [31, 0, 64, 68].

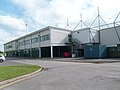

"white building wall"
[72, 28, 99, 44]
[40, 29, 50, 47]
[100, 26, 120, 45]
[51, 28, 71, 46]
[72, 28, 90, 43]
[40, 41, 50, 47]
[90, 29, 99, 43]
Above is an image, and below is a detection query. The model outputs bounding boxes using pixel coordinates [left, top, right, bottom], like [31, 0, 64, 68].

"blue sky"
[0, 0, 120, 51]
[0, 0, 23, 16]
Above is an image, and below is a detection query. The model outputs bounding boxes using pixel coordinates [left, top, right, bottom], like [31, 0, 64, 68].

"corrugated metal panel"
[100, 26, 120, 45]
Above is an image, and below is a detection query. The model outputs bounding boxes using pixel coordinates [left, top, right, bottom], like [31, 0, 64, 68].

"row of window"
[5, 34, 50, 48]
[19, 34, 50, 46]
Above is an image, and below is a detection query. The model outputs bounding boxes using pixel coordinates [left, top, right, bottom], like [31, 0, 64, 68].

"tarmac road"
[1, 59, 120, 90]
[0, 60, 23, 66]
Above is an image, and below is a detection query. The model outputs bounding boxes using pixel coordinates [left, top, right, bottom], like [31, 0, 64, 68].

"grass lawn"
[0, 65, 41, 82]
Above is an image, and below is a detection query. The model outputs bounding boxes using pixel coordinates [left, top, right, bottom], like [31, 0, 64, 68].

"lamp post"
[38, 34, 41, 58]
[25, 23, 28, 35]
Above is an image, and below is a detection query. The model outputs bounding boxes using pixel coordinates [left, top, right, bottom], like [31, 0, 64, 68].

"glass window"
[45, 34, 50, 40]
[25, 40, 30, 45]
[7, 43, 12, 48]
[41, 36, 45, 41]
[41, 34, 50, 41]
[8, 45, 12, 48]
[19, 41, 24, 46]
[32, 37, 38, 43]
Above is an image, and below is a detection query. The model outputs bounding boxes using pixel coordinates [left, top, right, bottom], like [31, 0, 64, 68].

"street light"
[25, 23, 28, 35]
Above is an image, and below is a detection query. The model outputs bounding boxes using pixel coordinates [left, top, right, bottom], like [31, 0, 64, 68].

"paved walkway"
[6, 57, 120, 63]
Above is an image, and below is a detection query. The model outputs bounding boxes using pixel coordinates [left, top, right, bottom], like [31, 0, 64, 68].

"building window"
[41, 34, 50, 41]
[8, 45, 12, 48]
[19, 41, 24, 46]
[32, 37, 38, 43]
[25, 40, 30, 45]
[6, 43, 12, 48]
[45, 34, 50, 40]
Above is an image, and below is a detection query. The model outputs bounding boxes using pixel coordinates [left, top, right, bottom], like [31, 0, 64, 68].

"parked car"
[0, 55, 5, 62]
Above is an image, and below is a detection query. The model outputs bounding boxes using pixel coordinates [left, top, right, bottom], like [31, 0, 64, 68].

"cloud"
[1, 0, 120, 51]
[11, 0, 120, 30]
[0, 28, 16, 51]
[3, 0, 120, 33]
[10, 0, 92, 29]
[0, 15, 26, 31]
[0, 28, 15, 42]
[0, 15, 27, 51]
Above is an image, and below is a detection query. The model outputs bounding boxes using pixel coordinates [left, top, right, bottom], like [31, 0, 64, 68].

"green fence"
[107, 46, 120, 58]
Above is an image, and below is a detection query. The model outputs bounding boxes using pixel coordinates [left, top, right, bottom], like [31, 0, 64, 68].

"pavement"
[1, 58, 120, 90]
[6, 57, 120, 63]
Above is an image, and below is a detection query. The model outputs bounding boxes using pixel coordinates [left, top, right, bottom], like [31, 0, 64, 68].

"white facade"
[4, 25, 120, 58]
[72, 28, 99, 44]
[40, 29, 50, 47]
[50, 27, 71, 46]
[100, 26, 120, 45]
[4, 27, 100, 55]
[4, 26, 71, 58]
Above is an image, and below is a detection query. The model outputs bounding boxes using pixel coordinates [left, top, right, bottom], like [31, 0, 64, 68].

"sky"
[0, 0, 120, 51]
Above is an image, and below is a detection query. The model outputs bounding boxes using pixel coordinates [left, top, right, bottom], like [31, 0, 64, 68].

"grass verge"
[0, 65, 40, 82]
